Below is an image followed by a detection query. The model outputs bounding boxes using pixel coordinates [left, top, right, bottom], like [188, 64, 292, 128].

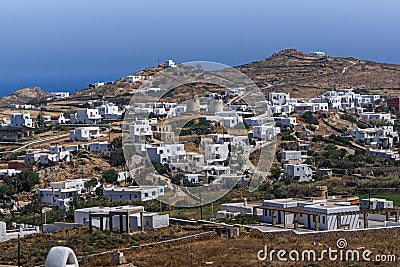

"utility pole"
[18, 234, 21, 267]
[199, 193, 203, 220]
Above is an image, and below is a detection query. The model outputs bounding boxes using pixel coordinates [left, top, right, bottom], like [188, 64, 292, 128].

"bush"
[301, 111, 319, 125]
[102, 169, 117, 184]
[151, 161, 168, 175]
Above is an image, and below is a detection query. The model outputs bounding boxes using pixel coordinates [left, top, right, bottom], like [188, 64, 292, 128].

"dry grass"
[87, 227, 400, 267]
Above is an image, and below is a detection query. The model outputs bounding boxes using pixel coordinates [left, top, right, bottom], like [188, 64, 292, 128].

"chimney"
[315, 186, 328, 199]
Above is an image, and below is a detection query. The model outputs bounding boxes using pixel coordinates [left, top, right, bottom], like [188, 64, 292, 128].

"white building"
[351, 126, 398, 148]
[294, 102, 328, 114]
[70, 127, 103, 141]
[129, 119, 153, 143]
[125, 75, 145, 83]
[360, 95, 381, 104]
[38, 178, 99, 210]
[117, 171, 130, 182]
[50, 113, 67, 125]
[269, 92, 290, 106]
[97, 103, 123, 120]
[210, 111, 243, 128]
[283, 163, 313, 182]
[164, 59, 176, 68]
[361, 198, 394, 210]
[50, 92, 70, 99]
[74, 205, 169, 230]
[273, 117, 297, 127]
[89, 82, 105, 88]
[103, 186, 165, 202]
[39, 145, 70, 165]
[183, 173, 206, 184]
[70, 109, 102, 124]
[0, 169, 21, 177]
[261, 198, 299, 224]
[216, 199, 261, 218]
[204, 143, 229, 163]
[303, 202, 359, 230]
[251, 124, 281, 141]
[146, 143, 186, 165]
[10, 113, 33, 128]
[208, 134, 248, 147]
[309, 51, 325, 57]
[360, 112, 393, 124]
[366, 148, 400, 161]
[89, 142, 109, 153]
[281, 150, 302, 163]
[260, 198, 360, 231]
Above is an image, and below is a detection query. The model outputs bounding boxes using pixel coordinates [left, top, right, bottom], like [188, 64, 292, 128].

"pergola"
[254, 205, 400, 231]
[88, 207, 144, 234]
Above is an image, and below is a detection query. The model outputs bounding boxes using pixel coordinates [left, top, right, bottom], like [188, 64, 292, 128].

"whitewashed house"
[273, 117, 297, 127]
[361, 198, 393, 210]
[251, 124, 280, 141]
[74, 205, 169, 230]
[103, 186, 165, 202]
[0, 169, 21, 177]
[50, 92, 70, 99]
[98, 103, 123, 120]
[125, 75, 145, 83]
[50, 113, 67, 125]
[89, 142, 109, 153]
[216, 199, 261, 218]
[294, 102, 328, 114]
[366, 148, 400, 161]
[269, 92, 290, 106]
[351, 126, 398, 148]
[260, 198, 360, 231]
[204, 143, 229, 163]
[164, 59, 176, 68]
[146, 143, 186, 165]
[183, 173, 206, 184]
[261, 198, 299, 224]
[303, 202, 359, 230]
[10, 113, 33, 128]
[129, 119, 153, 143]
[40, 145, 70, 165]
[70, 109, 102, 124]
[283, 163, 313, 182]
[117, 171, 130, 182]
[281, 150, 302, 163]
[70, 127, 103, 141]
[360, 112, 393, 124]
[38, 178, 99, 209]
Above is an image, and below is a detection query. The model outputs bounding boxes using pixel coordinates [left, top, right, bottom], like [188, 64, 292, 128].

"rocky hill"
[72, 49, 400, 101]
[238, 49, 400, 98]
[0, 87, 50, 107]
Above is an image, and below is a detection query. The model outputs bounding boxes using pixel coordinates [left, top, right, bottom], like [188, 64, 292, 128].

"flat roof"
[75, 205, 144, 213]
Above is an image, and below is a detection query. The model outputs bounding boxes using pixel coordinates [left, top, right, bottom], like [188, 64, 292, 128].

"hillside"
[0, 87, 50, 107]
[69, 49, 400, 101]
[238, 49, 400, 98]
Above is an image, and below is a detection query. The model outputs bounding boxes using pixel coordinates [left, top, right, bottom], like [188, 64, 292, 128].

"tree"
[84, 178, 98, 191]
[301, 111, 319, 125]
[110, 148, 125, 167]
[270, 168, 282, 180]
[151, 161, 168, 175]
[102, 169, 117, 184]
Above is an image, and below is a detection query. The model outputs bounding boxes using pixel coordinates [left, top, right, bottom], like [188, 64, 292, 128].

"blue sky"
[0, 0, 399, 96]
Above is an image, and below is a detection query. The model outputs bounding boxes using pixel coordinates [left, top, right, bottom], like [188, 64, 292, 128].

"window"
[322, 216, 326, 224]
